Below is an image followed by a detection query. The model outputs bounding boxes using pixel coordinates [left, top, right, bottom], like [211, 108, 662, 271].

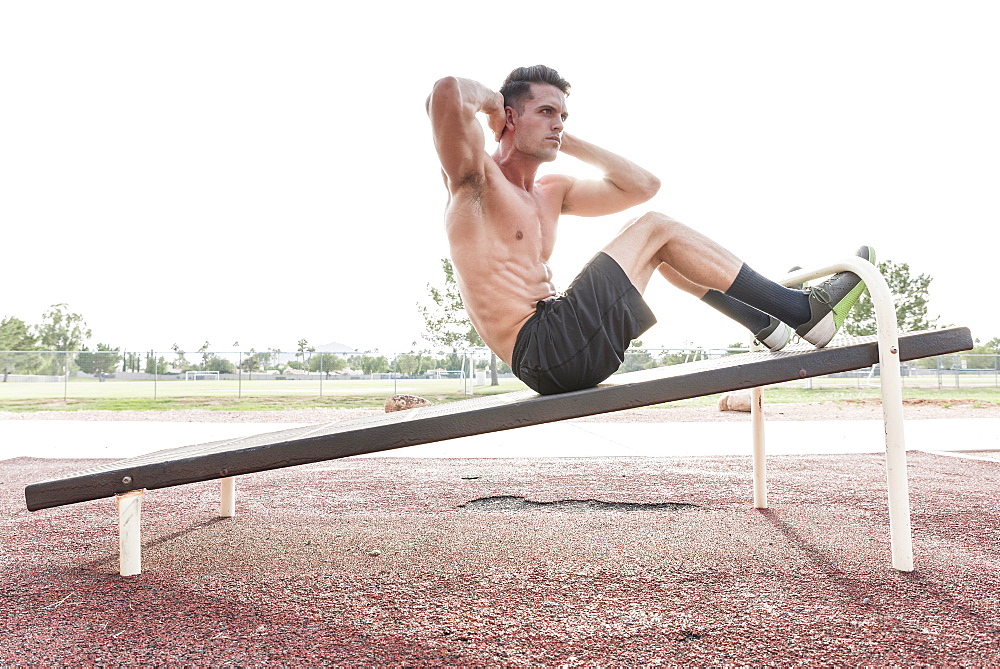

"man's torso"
[445, 161, 569, 364]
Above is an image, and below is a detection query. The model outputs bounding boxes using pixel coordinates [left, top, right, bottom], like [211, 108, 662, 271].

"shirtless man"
[427, 65, 872, 395]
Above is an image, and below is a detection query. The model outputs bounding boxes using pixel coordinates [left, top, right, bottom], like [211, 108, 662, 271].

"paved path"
[3, 416, 1000, 461]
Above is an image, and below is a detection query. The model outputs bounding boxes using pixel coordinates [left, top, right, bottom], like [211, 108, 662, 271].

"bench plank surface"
[25, 327, 972, 511]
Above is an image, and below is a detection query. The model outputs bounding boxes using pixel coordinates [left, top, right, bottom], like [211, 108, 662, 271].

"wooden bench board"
[24, 327, 972, 512]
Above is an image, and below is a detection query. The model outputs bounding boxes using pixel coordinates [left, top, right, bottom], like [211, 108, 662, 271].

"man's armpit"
[450, 172, 487, 211]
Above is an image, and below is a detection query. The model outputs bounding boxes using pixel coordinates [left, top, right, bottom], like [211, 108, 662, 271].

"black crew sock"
[701, 290, 772, 335]
[724, 263, 811, 328]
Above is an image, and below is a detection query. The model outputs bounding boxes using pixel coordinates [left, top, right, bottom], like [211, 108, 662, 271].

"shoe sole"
[756, 319, 792, 352]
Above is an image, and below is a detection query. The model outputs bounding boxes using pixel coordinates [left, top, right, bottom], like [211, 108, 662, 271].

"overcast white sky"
[3, 1, 998, 355]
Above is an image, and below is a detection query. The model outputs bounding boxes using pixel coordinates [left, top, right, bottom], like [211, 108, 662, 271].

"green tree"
[349, 353, 390, 375]
[438, 351, 465, 372]
[205, 357, 236, 374]
[944, 337, 1000, 370]
[77, 344, 122, 377]
[241, 349, 266, 374]
[171, 343, 191, 371]
[658, 348, 704, 366]
[35, 304, 91, 351]
[0, 317, 42, 380]
[309, 353, 346, 378]
[394, 351, 434, 376]
[618, 339, 657, 373]
[188, 341, 233, 373]
[842, 260, 940, 336]
[268, 348, 285, 373]
[123, 351, 142, 373]
[144, 352, 168, 375]
[0, 316, 37, 350]
[296, 339, 314, 369]
[418, 258, 499, 385]
[198, 341, 213, 369]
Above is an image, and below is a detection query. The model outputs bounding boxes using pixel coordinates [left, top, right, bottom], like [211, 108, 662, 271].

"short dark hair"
[499, 65, 571, 112]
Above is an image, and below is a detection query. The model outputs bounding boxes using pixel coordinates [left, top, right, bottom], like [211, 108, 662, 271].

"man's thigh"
[601, 211, 742, 295]
[600, 213, 668, 294]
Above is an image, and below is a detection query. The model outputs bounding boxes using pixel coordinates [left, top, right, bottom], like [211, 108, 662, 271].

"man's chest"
[447, 175, 563, 255]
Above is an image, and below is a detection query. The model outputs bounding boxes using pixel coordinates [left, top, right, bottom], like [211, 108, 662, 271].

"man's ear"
[504, 106, 517, 131]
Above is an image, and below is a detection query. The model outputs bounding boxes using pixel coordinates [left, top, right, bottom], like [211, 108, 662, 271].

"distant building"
[314, 341, 358, 354]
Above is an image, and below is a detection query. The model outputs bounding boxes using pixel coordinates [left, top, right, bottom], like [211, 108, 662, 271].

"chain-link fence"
[621, 348, 1000, 392]
[0, 349, 504, 402]
[0, 348, 997, 403]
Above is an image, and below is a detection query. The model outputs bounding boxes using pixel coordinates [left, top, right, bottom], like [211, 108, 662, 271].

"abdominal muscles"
[450, 252, 556, 363]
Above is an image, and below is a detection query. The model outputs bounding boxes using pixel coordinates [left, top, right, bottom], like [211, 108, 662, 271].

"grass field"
[0, 377, 530, 411]
[1, 375, 998, 412]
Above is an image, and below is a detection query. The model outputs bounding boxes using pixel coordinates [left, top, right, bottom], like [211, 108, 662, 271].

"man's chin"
[523, 146, 559, 163]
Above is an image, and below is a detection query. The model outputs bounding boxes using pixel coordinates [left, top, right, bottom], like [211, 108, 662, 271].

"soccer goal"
[184, 371, 220, 381]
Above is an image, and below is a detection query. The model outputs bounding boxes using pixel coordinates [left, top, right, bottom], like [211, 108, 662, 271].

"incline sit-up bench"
[25, 257, 973, 576]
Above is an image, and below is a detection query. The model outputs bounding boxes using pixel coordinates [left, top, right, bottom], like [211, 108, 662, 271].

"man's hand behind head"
[486, 92, 506, 142]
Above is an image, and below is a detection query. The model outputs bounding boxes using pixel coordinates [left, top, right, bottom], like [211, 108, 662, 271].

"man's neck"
[492, 145, 541, 192]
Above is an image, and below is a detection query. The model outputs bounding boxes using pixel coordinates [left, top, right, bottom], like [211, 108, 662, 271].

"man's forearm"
[428, 77, 505, 139]
[560, 133, 660, 197]
[455, 77, 503, 116]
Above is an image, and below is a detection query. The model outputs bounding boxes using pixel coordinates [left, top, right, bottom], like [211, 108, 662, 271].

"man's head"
[498, 65, 571, 163]
[500, 65, 571, 113]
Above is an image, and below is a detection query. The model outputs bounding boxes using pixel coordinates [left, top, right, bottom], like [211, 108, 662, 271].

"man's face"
[508, 83, 568, 162]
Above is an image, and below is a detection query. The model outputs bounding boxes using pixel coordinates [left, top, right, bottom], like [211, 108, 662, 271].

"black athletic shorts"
[511, 252, 657, 395]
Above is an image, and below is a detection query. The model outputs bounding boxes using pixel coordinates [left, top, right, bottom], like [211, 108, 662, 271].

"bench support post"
[785, 258, 913, 571]
[862, 266, 913, 572]
[220, 477, 236, 518]
[117, 489, 144, 576]
[751, 386, 767, 509]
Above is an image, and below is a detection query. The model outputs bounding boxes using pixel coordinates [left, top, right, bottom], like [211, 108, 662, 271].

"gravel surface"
[4, 397, 999, 663]
[1, 398, 998, 424]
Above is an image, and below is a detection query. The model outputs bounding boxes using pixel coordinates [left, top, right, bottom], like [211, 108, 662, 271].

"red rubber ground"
[3, 452, 998, 665]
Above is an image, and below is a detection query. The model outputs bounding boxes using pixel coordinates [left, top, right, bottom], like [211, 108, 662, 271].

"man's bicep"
[431, 115, 489, 182]
[428, 80, 488, 183]
[561, 177, 643, 217]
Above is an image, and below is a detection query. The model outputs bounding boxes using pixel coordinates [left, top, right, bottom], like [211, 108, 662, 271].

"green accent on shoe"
[831, 247, 875, 329]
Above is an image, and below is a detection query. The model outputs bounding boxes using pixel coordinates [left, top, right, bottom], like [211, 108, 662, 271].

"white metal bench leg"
[117, 489, 144, 576]
[784, 257, 914, 571]
[220, 476, 236, 518]
[751, 386, 767, 509]
[863, 274, 913, 571]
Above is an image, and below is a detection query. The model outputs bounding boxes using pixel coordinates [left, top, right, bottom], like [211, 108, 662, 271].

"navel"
[515, 230, 524, 240]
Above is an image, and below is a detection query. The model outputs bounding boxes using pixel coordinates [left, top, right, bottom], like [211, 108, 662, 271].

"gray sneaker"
[795, 246, 875, 348]
[755, 317, 792, 352]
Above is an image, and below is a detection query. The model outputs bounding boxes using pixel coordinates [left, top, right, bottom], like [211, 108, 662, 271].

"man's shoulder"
[535, 173, 575, 205]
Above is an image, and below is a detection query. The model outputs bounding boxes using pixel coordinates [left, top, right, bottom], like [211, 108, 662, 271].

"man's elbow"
[639, 173, 661, 202]
[427, 76, 461, 115]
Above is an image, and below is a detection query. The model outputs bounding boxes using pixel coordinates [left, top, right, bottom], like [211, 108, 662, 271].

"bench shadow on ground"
[76, 516, 231, 572]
